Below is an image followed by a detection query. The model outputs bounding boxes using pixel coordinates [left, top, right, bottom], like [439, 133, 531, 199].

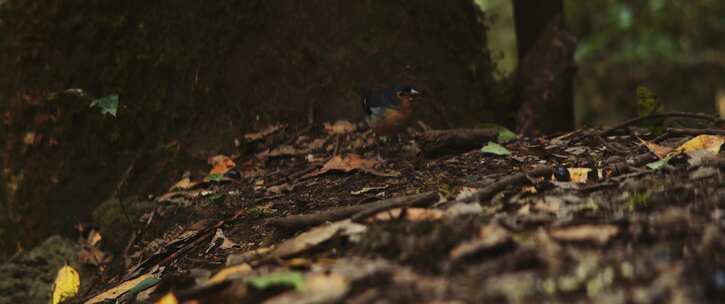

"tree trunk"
[512, 0, 576, 136]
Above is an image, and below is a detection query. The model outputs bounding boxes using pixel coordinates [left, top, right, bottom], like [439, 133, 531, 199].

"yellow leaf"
[567, 168, 591, 184]
[207, 263, 253, 285]
[674, 135, 724, 156]
[51, 264, 80, 304]
[154, 293, 179, 304]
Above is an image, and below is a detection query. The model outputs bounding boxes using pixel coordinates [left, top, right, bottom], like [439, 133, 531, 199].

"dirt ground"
[60, 119, 725, 303]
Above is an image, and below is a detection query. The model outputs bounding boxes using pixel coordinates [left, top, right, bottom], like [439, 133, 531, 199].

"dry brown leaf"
[305, 154, 399, 178]
[268, 145, 303, 157]
[243, 124, 285, 142]
[549, 224, 618, 245]
[272, 220, 367, 258]
[324, 120, 357, 135]
[638, 138, 675, 159]
[169, 177, 199, 191]
[208, 155, 236, 175]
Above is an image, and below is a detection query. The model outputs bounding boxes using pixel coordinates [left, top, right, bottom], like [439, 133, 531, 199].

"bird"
[356, 84, 420, 136]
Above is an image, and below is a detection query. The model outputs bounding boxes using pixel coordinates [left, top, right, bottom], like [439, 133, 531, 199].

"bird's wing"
[365, 89, 399, 109]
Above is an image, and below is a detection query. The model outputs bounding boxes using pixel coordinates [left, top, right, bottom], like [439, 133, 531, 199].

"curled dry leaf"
[638, 138, 674, 159]
[549, 224, 618, 245]
[272, 220, 367, 259]
[324, 120, 357, 135]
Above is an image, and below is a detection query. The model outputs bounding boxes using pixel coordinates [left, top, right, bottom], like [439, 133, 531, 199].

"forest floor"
[51, 118, 725, 303]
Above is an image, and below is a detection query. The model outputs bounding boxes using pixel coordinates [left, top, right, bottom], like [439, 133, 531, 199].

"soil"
[61, 122, 725, 304]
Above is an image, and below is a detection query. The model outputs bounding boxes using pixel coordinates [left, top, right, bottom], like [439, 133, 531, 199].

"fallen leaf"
[268, 145, 304, 157]
[51, 264, 80, 304]
[207, 263, 253, 285]
[84, 273, 158, 304]
[169, 177, 199, 191]
[247, 271, 305, 290]
[637, 138, 674, 159]
[481, 142, 511, 156]
[567, 168, 591, 184]
[324, 120, 357, 135]
[305, 154, 399, 178]
[89, 94, 119, 117]
[646, 156, 672, 170]
[206, 228, 238, 253]
[155, 293, 179, 304]
[675, 134, 723, 157]
[549, 224, 618, 245]
[243, 124, 285, 142]
[496, 127, 517, 143]
[208, 155, 236, 175]
[272, 220, 367, 258]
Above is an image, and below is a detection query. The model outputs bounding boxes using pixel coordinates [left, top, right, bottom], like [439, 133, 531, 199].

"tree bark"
[512, 0, 576, 136]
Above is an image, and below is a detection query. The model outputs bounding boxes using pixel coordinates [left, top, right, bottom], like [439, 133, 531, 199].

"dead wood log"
[419, 128, 498, 156]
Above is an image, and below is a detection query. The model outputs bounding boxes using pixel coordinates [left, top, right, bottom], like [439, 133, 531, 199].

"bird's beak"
[410, 89, 420, 95]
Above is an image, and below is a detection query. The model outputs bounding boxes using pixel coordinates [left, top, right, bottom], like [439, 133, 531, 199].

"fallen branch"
[458, 166, 554, 204]
[267, 191, 438, 230]
[419, 128, 498, 156]
[600, 112, 724, 137]
[665, 128, 725, 136]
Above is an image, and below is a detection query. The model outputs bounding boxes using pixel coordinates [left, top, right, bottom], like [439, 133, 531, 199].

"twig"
[665, 128, 725, 136]
[593, 133, 628, 154]
[600, 112, 723, 137]
[350, 192, 438, 222]
[457, 166, 554, 204]
[267, 191, 438, 230]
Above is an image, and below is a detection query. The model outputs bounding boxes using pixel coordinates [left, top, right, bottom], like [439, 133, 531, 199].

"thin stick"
[267, 191, 438, 230]
[457, 166, 554, 204]
[600, 112, 723, 137]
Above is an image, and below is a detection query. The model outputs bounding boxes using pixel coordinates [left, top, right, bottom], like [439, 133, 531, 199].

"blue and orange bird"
[357, 85, 420, 136]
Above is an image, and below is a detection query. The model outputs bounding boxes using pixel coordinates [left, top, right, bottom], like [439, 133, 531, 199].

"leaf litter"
[75, 121, 725, 303]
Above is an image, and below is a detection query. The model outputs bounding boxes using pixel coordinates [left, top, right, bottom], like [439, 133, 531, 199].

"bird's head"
[393, 84, 420, 101]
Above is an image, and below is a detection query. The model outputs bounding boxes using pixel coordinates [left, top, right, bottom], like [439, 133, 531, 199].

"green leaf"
[481, 142, 511, 156]
[89, 94, 119, 117]
[207, 173, 224, 182]
[646, 156, 671, 170]
[477, 123, 517, 143]
[126, 275, 161, 296]
[247, 271, 304, 290]
[496, 127, 517, 143]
